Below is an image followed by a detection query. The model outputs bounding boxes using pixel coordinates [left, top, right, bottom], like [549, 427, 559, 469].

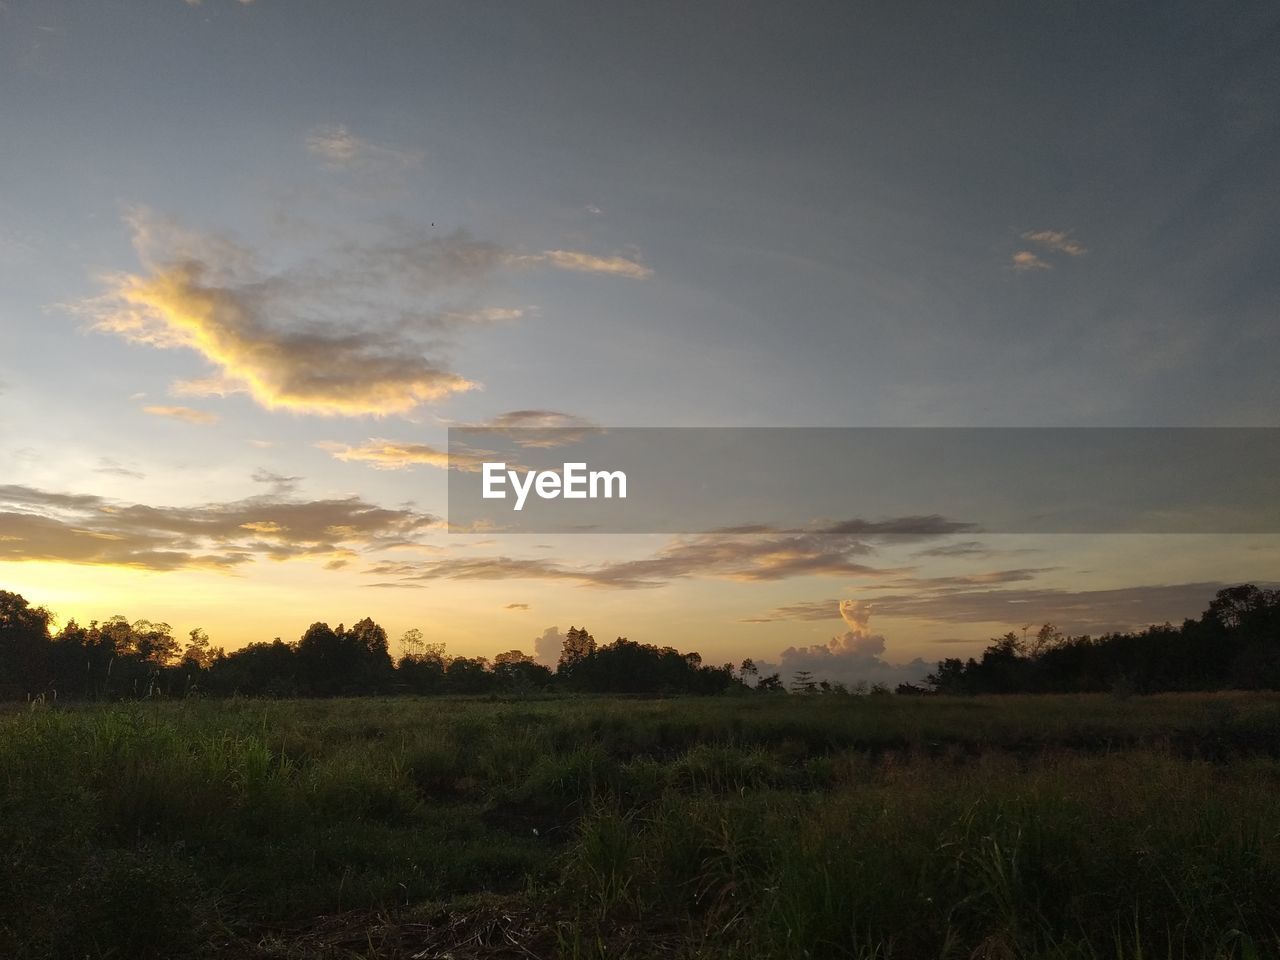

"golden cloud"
[506, 250, 654, 279]
[318, 439, 494, 471]
[142, 404, 219, 425]
[78, 211, 650, 417]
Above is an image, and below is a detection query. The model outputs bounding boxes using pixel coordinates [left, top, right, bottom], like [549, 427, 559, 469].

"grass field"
[4, 692, 1280, 959]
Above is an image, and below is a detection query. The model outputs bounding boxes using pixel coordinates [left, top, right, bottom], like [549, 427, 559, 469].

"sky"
[1, 0, 1278, 686]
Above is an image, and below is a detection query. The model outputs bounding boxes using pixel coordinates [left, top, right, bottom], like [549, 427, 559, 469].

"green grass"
[2, 692, 1280, 958]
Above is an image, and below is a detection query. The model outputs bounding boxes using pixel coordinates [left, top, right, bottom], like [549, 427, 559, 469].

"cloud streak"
[0, 483, 436, 572]
[364, 520, 949, 589]
[305, 123, 423, 171]
[1022, 229, 1087, 257]
[527, 249, 654, 279]
[318, 439, 491, 472]
[143, 404, 219, 425]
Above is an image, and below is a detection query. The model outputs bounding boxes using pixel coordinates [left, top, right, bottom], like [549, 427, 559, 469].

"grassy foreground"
[3, 693, 1280, 959]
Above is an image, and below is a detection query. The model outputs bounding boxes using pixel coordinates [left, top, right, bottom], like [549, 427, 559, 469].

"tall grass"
[1, 693, 1278, 957]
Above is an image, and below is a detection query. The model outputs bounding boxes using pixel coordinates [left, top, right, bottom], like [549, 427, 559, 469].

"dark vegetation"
[2, 585, 1278, 704]
[4, 694, 1280, 959]
[0, 594, 739, 700]
[922, 584, 1280, 695]
[3, 585, 1280, 958]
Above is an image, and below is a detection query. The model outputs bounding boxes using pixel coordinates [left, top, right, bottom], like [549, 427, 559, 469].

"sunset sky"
[2, 0, 1277, 685]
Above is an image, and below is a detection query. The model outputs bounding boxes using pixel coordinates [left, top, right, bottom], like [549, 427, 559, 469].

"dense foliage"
[924, 584, 1280, 694]
[2, 585, 1278, 703]
[0, 595, 738, 700]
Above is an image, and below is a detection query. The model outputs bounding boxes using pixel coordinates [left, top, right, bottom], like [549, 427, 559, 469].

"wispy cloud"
[79, 210, 491, 416]
[913, 540, 990, 558]
[1022, 229, 1087, 257]
[741, 569, 1050, 623]
[94, 458, 145, 479]
[305, 123, 423, 171]
[0, 483, 435, 571]
[142, 404, 219, 425]
[318, 439, 491, 471]
[1011, 250, 1051, 271]
[363, 518, 963, 589]
[250, 468, 300, 493]
[739, 599, 842, 623]
[510, 250, 654, 279]
[505, 602, 530, 611]
[858, 581, 1228, 634]
[461, 409, 601, 448]
[76, 210, 647, 417]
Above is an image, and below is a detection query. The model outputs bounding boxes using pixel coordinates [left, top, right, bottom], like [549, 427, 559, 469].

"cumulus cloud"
[533, 626, 564, 666]
[753, 602, 930, 690]
[142, 404, 219, 425]
[1022, 229, 1087, 257]
[0, 483, 435, 571]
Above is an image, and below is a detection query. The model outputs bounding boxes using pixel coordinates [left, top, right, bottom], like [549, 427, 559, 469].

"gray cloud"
[367, 521, 933, 589]
[251, 468, 301, 493]
[1022, 229, 1087, 257]
[859, 582, 1232, 634]
[95, 458, 145, 480]
[913, 540, 991, 558]
[0, 483, 436, 571]
[739, 599, 842, 623]
[533, 626, 563, 666]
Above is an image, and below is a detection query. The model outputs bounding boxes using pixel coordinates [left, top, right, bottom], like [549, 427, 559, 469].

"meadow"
[3, 692, 1280, 959]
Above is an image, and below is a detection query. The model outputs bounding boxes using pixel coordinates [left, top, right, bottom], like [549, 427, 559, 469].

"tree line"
[1, 585, 1276, 701]
[915, 584, 1280, 695]
[0, 594, 741, 700]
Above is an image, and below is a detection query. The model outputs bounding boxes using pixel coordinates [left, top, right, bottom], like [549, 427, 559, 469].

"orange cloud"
[78, 211, 650, 418]
[318, 439, 490, 471]
[142, 405, 219, 425]
[508, 250, 654, 279]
